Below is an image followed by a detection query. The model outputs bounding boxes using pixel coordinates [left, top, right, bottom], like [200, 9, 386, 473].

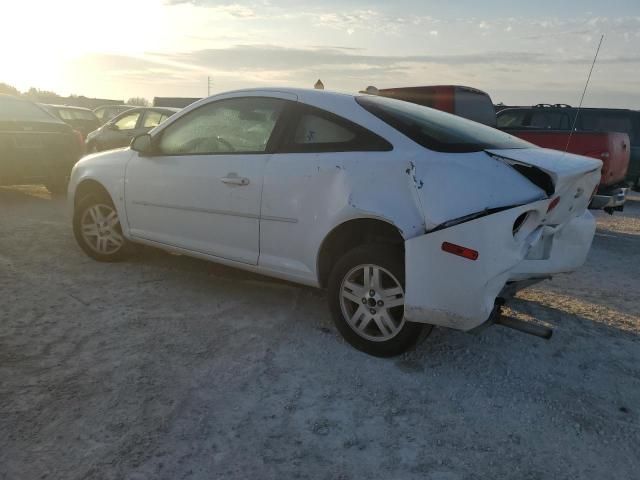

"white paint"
[68, 88, 602, 332]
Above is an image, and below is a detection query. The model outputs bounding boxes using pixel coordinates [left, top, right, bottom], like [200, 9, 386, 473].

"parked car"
[69, 88, 601, 356]
[85, 107, 178, 153]
[0, 94, 83, 193]
[93, 105, 134, 124]
[41, 104, 101, 140]
[497, 105, 640, 190]
[367, 85, 497, 127]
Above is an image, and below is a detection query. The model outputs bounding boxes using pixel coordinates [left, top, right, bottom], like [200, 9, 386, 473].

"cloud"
[429, 30, 438, 36]
[164, 0, 255, 17]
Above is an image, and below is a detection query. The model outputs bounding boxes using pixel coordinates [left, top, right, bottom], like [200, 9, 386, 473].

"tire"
[73, 191, 129, 262]
[328, 244, 431, 357]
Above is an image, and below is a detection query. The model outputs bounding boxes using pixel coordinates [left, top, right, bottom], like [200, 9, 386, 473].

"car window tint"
[0, 97, 54, 121]
[496, 110, 528, 128]
[158, 97, 285, 155]
[283, 105, 392, 153]
[357, 95, 531, 153]
[579, 111, 635, 142]
[453, 89, 496, 126]
[529, 111, 570, 129]
[114, 112, 141, 130]
[58, 108, 97, 121]
[294, 114, 356, 144]
[143, 111, 164, 128]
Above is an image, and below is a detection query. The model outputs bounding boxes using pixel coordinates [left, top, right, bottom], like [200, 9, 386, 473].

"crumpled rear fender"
[404, 199, 595, 331]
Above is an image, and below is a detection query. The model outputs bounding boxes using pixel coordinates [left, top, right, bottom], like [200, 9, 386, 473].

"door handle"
[221, 174, 250, 186]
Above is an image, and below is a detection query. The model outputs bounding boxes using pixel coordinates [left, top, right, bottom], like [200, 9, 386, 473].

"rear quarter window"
[0, 97, 56, 122]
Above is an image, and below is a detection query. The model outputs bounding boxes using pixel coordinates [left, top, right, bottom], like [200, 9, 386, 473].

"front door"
[124, 95, 293, 265]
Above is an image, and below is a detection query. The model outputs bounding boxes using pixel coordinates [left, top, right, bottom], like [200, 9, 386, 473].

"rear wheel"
[73, 192, 129, 262]
[328, 244, 431, 357]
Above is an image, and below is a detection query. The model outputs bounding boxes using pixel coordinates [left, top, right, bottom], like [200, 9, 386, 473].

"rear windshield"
[357, 96, 532, 153]
[0, 96, 56, 122]
[454, 88, 496, 127]
[57, 108, 98, 121]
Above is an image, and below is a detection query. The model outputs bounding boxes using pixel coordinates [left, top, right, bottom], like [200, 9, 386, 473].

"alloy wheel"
[339, 264, 405, 342]
[80, 204, 125, 255]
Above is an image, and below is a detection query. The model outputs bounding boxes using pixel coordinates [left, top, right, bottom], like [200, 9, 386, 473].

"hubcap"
[80, 203, 124, 255]
[339, 264, 405, 342]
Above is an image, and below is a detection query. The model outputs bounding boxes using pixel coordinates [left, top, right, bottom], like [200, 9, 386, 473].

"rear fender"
[404, 199, 549, 331]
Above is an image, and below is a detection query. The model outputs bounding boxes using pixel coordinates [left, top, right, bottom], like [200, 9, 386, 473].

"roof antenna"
[565, 34, 604, 154]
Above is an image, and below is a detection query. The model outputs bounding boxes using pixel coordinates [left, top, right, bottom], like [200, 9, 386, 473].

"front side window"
[357, 95, 532, 153]
[157, 97, 286, 155]
[143, 111, 164, 128]
[114, 112, 141, 130]
[529, 111, 570, 130]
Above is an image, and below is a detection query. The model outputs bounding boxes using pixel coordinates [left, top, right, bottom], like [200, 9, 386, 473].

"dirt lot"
[1, 185, 639, 480]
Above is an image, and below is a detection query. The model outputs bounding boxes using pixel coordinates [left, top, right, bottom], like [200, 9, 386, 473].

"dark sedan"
[0, 94, 83, 193]
[85, 107, 179, 153]
[42, 104, 101, 140]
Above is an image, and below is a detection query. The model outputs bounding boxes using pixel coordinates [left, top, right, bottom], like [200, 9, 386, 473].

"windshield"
[356, 95, 532, 153]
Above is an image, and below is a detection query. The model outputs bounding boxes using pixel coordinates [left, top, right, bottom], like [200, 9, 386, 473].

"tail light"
[546, 196, 561, 213]
[72, 129, 85, 156]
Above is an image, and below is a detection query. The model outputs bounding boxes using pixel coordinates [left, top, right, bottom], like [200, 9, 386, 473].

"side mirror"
[131, 133, 154, 155]
[107, 123, 119, 130]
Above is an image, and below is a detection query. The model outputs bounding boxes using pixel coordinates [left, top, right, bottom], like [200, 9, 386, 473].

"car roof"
[45, 104, 93, 111]
[93, 104, 131, 110]
[498, 106, 636, 114]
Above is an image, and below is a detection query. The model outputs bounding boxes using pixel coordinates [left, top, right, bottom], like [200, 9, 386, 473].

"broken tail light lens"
[546, 196, 561, 213]
[441, 242, 479, 261]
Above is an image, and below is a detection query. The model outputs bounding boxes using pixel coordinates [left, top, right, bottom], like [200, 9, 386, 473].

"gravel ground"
[1, 185, 639, 480]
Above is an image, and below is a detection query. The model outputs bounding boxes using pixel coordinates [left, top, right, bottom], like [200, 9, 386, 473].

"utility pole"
[207, 76, 212, 97]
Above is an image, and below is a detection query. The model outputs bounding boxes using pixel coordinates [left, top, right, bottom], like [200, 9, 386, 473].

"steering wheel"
[215, 136, 235, 152]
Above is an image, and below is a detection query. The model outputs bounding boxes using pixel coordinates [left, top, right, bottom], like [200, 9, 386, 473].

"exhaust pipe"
[496, 315, 553, 340]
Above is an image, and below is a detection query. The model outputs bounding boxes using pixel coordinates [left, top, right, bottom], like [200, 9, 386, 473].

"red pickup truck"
[497, 106, 631, 213]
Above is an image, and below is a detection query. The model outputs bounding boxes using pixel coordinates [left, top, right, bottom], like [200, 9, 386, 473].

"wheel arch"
[73, 178, 112, 206]
[316, 217, 405, 288]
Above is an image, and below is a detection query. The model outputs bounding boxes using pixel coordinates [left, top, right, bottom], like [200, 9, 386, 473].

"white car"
[68, 88, 601, 356]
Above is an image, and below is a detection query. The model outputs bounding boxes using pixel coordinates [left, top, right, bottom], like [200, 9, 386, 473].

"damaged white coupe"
[68, 88, 602, 356]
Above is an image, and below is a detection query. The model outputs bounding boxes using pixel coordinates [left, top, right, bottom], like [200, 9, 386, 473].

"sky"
[1, 0, 640, 107]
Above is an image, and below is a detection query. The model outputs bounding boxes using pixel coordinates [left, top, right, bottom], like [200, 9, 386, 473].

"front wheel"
[73, 192, 129, 262]
[328, 244, 431, 357]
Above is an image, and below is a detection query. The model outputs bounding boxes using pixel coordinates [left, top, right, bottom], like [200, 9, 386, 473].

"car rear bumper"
[589, 186, 628, 211]
[403, 206, 596, 331]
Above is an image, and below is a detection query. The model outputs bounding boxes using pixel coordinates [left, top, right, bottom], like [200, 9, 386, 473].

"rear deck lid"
[486, 147, 602, 224]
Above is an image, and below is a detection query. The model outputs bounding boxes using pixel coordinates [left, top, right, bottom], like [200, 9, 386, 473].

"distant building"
[154, 97, 201, 108]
